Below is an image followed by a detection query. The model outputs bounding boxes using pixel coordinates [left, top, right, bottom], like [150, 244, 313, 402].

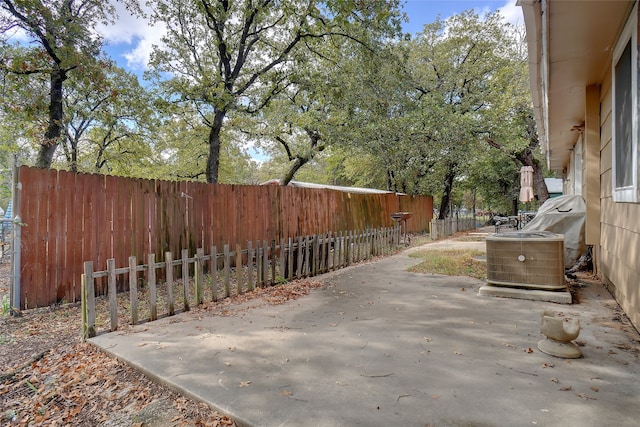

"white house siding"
[598, 73, 640, 329]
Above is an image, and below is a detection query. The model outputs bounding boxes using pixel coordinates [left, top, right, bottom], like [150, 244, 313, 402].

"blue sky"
[402, 0, 520, 34]
[101, 1, 521, 75]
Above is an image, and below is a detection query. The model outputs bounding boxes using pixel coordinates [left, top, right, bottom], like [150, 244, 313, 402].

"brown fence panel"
[399, 194, 434, 233]
[16, 166, 433, 308]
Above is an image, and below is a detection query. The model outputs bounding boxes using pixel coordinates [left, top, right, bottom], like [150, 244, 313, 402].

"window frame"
[612, 2, 640, 203]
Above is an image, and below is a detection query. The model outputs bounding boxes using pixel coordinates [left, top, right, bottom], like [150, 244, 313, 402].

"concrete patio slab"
[90, 238, 640, 427]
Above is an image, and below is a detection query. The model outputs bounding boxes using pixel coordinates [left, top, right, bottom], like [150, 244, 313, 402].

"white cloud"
[122, 24, 166, 71]
[96, 1, 165, 70]
[498, 0, 523, 26]
[96, 2, 143, 44]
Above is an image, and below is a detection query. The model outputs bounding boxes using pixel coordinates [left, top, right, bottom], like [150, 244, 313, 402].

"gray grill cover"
[523, 195, 586, 267]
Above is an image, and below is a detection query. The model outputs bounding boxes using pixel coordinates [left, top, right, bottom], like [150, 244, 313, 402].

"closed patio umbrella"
[519, 166, 535, 203]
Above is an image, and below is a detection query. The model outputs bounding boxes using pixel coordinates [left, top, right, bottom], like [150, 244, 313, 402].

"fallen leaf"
[577, 393, 597, 400]
[239, 381, 252, 388]
[559, 386, 572, 391]
[550, 377, 559, 383]
[280, 390, 293, 396]
[85, 375, 100, 385]
[590, 387, 599, 392]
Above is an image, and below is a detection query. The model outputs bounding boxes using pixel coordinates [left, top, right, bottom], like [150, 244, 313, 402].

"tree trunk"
[279, 128, 322, 185]
[36, 68, 67, 168]
[206, 109, 226, 183]
[438, 163, 457, 219]
[386, 168, 395, 192]
[280, 157, 308, 185]
[512, 173, 519, 215]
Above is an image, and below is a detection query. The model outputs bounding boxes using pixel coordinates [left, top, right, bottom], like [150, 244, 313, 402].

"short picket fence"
[81, 226, 401, 338]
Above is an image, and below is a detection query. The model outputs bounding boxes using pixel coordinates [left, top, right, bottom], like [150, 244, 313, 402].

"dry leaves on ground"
[1, 264, 324, 426]
[1, 341, 235, 426]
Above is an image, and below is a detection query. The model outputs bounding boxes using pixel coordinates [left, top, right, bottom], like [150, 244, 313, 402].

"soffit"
[546, 0, 631, 171]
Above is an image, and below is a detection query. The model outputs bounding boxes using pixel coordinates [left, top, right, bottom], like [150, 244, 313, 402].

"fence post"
[82, 261, 95, 339]
[279, 238, 285, 280]
[223, 244, 231, 296]
[332, 232, 337, 270]
[9, 216, 22, 312]
[196, 248, 204, 305]
[338, 231, 344, 268]
[271, 239, 277, 284]
[287, 237, 293, 278]
[255, 241, 262, 285]
[326, 232, 333, 271]
[296, 236, 303, 278]
[9, 155, 21, 311]
[210, 246, 218, 301]
[166, 251, 175, 314]
[247, 242, 254, 291]
[148, 253, 158, 320]
[262, 240, 269, 286]
[312, 234, 319, 276]
[129, 256, 138, 324]
[107, 258, 118, 331]
[236, 244, 243, 294]
[181, 249, 190, 311]
[318, 233, 327, 274]
[303, 236, 310, 277]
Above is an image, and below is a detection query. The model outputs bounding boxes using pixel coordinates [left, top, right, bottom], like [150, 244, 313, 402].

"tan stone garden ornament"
[538, 311, 582, 358]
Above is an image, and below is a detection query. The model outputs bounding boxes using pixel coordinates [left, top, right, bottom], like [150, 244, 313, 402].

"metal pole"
[9, 154, 21, 312]
[11, 215, 21, 312]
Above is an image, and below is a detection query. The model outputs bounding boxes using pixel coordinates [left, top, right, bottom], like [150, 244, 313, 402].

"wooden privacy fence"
[82, 226, 400, 338]
[429, 217, 476, 239]
[14, 166, 433, 308]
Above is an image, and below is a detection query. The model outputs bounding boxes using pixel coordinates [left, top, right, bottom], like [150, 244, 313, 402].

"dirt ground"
[0, 260, 239, 426]
[0, 255, 327, 426]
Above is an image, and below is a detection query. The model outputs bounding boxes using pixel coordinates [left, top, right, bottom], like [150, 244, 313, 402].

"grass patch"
[408, 249, 486, 280]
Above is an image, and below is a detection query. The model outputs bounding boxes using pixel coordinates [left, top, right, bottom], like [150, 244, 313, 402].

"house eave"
[519, 0, 634, 173]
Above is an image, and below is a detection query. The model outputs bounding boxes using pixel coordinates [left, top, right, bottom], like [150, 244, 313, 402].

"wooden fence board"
[16, 166, 433, 308]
